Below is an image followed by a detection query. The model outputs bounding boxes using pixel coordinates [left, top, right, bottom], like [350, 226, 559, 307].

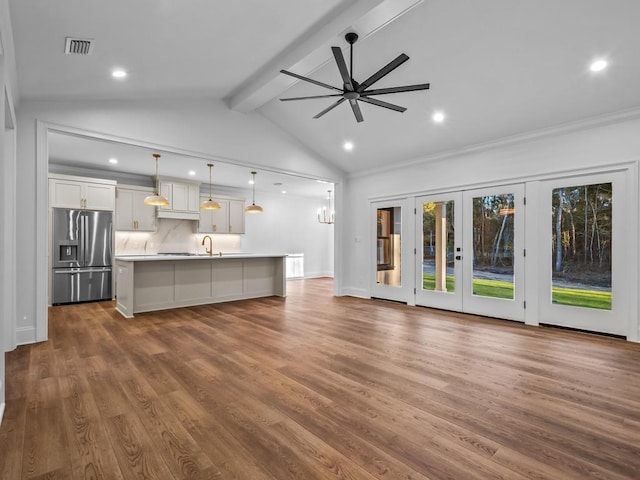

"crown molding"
[350, 106, 640, 180]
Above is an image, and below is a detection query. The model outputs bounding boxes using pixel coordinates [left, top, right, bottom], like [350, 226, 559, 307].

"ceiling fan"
[279, 32, 430, 123]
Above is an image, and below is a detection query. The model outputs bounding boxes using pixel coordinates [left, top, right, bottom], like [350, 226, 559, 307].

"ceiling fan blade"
[280, 69, 343, 92]
[313, 98, 346, 119]
[360, 83, 430, 96]
[280, 94, 343, 101]
[349, 99, 364, 123]
[357, 54, 409, 92]
[331, 47, 355, 91]
[358, 96, 406, 113]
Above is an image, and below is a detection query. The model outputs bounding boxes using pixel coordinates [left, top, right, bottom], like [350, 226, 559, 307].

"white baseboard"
[16, 326, 36, 345]
[0, 402, 5, 427]
[303, 271, 334, 279]
[339, 287, 369, 299]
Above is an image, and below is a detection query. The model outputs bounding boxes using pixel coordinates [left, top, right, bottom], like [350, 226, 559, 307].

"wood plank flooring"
[2, 277, 640, 479]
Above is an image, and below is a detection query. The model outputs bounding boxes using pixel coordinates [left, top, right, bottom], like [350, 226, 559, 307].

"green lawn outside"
[472, 278, 514, 299]
[422, 275, 455, 292]
[552, 286, 611, 310]
[423, 275, 611, 310]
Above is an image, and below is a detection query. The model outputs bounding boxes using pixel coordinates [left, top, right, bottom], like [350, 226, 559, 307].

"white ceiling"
[10, 0, 640, 178]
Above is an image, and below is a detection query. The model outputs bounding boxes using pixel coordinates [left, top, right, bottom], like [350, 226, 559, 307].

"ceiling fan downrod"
[345, 32, 358, 83]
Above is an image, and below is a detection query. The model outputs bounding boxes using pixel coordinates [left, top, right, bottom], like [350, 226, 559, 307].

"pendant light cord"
[153, 154, 161, 194]
[208, 163, 214, 199]
[251, 171, 257, 204]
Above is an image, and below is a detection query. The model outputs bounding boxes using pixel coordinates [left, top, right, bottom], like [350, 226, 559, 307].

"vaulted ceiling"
[9, 0, 640, 177]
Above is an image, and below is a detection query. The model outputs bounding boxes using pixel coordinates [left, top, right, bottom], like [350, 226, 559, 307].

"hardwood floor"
[2, 277, 640, 479]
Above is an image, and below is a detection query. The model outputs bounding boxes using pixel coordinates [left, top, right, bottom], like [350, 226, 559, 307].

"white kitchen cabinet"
[228, 199, 245, 234]
[198, 197, 229, 233]
[157, 179, 200, 220]
[49, 174, 116, 211]
[197, 195, 245, 234]
[115, 186, 157, 231]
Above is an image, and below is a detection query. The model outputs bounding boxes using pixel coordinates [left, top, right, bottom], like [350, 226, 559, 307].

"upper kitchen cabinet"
[115, 186, 157, 232]
[157, 179, 200, 220]
[198, 195, 245, 234]
[49, 174, 116, 211]
[228, 199, 245, 234]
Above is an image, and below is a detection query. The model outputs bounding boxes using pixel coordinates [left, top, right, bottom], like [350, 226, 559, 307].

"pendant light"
[318, 189, 335, 224]
[200, 163, 221, 210]
[245, 171, 264, 214]
[144, 153, 170, 206]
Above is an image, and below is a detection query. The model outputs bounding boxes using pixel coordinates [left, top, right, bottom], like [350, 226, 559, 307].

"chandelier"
[318, 189, 334, 224]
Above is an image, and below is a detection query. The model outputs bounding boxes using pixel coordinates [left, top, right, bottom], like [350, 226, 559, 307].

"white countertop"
[115, 253, 287, 262]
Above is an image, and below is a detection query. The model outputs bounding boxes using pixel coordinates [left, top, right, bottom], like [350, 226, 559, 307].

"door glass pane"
[422, 201, 455, 292]
[377, 207, 401, 286]
[472, 194, 515, 299]
[551, 183, 612, 310]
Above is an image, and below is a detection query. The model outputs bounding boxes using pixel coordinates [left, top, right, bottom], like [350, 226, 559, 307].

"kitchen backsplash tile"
[115, 219, 241, 255]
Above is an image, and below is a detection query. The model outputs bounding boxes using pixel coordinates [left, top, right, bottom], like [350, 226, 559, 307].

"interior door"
[415, 192, 463, 310]
[462, 184, 526, 321]
[537, 171, 629, 335]
[371, 199, 414, 303]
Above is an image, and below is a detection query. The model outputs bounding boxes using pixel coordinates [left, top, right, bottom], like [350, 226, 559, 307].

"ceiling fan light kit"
[280, 32, 430, 123]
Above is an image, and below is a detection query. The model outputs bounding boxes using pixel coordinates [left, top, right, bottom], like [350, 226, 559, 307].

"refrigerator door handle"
[85, 212, 90, 265]
[54, 267, 111, 274]
[78, 213, 85, 267]
[81, 267, 112, 273]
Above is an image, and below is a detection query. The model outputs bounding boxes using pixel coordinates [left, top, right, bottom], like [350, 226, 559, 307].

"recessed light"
[188, 170, 196, 176]
[281, 190, 287, 194]
[590, 59, 608, 72]
[432, 111, 445, 123]
[112, 69, 127, 79]
[248, 179, 255, 185]
[343, 141, 354, 151]
[108, 158, 118, 164]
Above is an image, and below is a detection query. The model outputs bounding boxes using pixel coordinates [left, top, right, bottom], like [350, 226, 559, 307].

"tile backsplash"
[115, 219, 241, 255]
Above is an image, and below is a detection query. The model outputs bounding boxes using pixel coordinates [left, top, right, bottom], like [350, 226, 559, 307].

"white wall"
[0, 0, 19, 423]
[340, 113, 640, 340]
[15, 99, 342, 344]
[241, 190, 334, 278]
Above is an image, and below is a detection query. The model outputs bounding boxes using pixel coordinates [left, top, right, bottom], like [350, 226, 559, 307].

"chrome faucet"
[201, 235, 213, 256]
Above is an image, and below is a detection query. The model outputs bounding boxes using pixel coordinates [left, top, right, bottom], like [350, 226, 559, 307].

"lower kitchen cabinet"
[114, 255, 286, 317]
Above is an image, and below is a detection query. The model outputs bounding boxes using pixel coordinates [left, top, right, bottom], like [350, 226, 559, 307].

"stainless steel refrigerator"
[52, 208, 113, 305]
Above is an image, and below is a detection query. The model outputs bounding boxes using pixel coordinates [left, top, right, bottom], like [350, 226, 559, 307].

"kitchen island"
[114, 253, 286, 318]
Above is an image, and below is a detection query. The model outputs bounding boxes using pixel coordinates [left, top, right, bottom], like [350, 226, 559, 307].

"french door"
[415, 192, 463, 311]
[537, 171, 629, 335]
[415, 184, 526, 321]
[371, 199, 414, 303]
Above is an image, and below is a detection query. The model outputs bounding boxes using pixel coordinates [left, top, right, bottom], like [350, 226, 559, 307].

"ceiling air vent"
[64, 37, 94, 55]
